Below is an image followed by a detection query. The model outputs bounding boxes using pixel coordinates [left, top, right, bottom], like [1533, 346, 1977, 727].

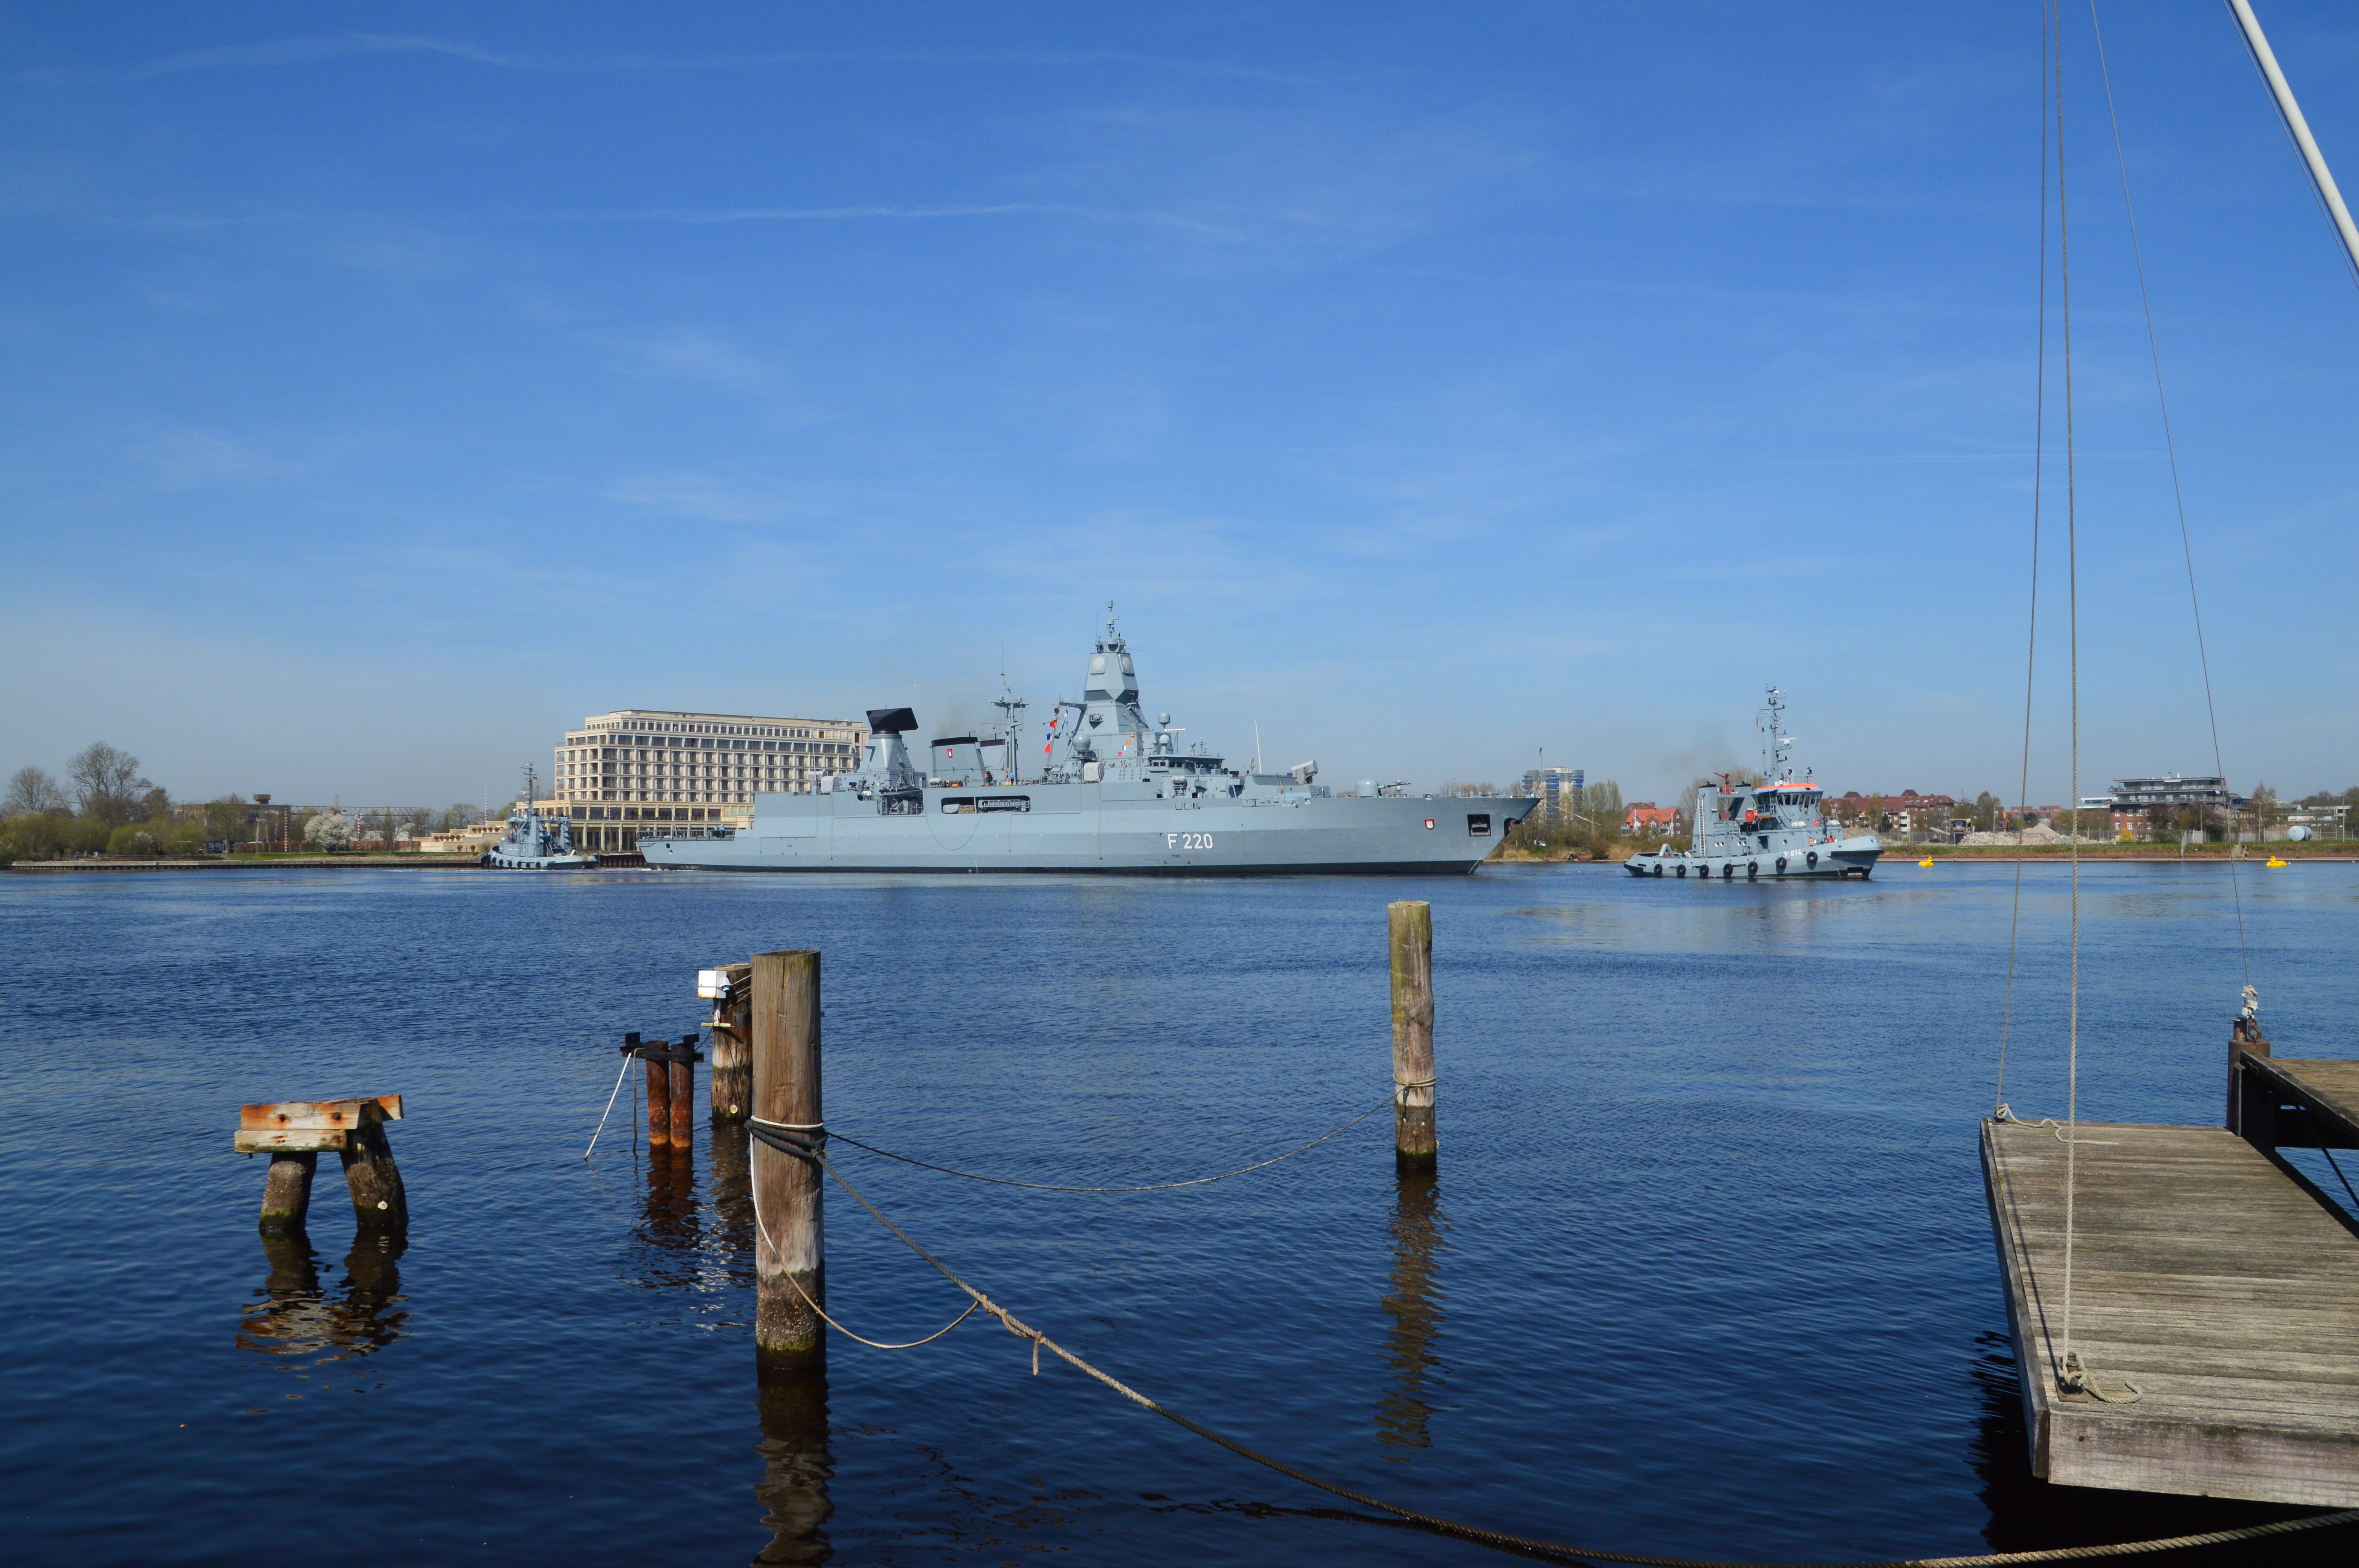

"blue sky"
[4, 3, 2355, 811]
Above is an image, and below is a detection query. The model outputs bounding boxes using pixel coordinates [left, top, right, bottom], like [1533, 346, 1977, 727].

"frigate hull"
[643, 782, 1532, 875]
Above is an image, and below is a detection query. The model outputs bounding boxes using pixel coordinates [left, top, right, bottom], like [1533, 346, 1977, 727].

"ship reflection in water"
[1376, 1171, 1446, 1457]
[237, 1230, 409, 1368]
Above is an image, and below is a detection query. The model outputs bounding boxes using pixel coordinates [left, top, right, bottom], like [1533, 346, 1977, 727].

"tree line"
[3, 742, 487, 862]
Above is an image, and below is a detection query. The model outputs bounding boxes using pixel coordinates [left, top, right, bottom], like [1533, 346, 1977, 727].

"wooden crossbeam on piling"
[236, 1096, 407, 1234]
[1981, 1114, 2359, 1506]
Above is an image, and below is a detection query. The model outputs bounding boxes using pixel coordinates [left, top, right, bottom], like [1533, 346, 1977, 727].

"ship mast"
[992, 665, 1027, 784]
[2226, 0, 2359, 285]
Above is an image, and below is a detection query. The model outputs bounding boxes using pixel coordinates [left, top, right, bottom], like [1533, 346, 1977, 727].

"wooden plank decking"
[1982, 1116, 2359, 1505]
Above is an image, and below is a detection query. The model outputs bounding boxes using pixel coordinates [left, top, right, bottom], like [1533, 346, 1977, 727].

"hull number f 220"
[1167, 833, 1214, 850]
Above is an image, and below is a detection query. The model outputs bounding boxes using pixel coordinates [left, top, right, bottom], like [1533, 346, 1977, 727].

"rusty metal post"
[667, 1034, 696, 1151]
[643, 1033, 673, 1152]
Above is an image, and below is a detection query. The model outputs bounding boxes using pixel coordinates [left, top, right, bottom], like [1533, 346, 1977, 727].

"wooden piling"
[711, 962, 753, 1123]
[2227, 1014, 2271, 1136]
[258, 1151, 317, 1236]
[644, 1034, 673, 1152]
[339, 1100, 409, 1230]
[1389, 900, 1436, 1171]
[752, 948, 825, 1363]
[668, 1034, 696, 1150]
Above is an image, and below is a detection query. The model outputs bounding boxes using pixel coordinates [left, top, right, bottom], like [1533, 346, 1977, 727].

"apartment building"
[553, 708, 868, 853]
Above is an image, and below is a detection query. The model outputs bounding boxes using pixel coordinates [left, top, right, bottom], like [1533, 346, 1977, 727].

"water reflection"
[236, 1230, 409, 1362]
[1376, 1171, 1445, 1458]
[710, 1123, 756, 1259]
[753, 1358, 834, 1565]
[638, 1143, 700, 1261]
[1968, 1330, 2339, 1560]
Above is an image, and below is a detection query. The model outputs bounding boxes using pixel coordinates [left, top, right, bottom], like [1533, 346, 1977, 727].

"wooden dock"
[1982, 1041, 2359, 1506]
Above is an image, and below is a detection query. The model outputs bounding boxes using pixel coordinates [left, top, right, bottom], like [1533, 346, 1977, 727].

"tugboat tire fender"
[1775, 856, 1787, 874]
[1806, 850, 1819, 869]
[1747, 860, 1759, 880]
[1652, 862, 1663, 877]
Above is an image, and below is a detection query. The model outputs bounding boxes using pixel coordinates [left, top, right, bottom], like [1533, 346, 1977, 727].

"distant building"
[1625, 803, 1681, 837]
[554, 708, 869, 853]
[1519, 767, 1585, 826]
[1832, 789, 1955, 838]
[2100, 775, 2248, 833]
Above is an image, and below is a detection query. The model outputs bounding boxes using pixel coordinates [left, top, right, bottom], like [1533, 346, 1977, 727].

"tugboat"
[483, 767, 595, 870]
[1627, 688, 1880, 881]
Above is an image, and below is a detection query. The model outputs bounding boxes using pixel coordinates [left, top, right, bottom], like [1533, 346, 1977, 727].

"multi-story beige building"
[552, 708, 867, 853]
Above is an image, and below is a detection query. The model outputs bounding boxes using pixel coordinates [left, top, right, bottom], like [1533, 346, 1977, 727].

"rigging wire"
[2087, 0, 2250, 985]
[1996, 0, 2055, 1122]
[2052, 0, 2087, 1389]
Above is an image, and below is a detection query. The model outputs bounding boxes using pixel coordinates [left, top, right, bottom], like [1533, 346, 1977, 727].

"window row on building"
[553, 707, 870, 850]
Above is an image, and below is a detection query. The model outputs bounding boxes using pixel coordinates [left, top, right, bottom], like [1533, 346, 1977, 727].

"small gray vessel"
[485, 766, 595, 870]
[643, 608, 1536, 875]
[1626, 688, 1881, 881]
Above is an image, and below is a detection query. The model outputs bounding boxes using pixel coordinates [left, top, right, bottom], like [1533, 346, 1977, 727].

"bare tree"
[67, 742, 152, 827]
[5, 766, 67, 815]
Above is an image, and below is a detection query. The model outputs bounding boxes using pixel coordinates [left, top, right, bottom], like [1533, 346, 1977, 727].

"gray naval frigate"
[642, 610, 1536, 875]
[1626, 688, 1881, 881]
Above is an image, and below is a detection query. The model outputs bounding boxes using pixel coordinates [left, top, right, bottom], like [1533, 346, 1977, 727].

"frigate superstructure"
[1626, 688, 1880, 881]
[641, 608, 1536, 875]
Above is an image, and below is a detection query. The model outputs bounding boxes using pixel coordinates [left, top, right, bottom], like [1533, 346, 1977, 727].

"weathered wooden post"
[752, 948, 824, 1364]
[258, 1151, 317, 1236]
[709, 962, 754, 1122]
[643, 1031, 673, 1152]
[1389, 900, 1436, 1171]
[340, 1099, 409, 1229]
[667, 1033, 697, 1150]
[2228, 1010, 2274, 1145]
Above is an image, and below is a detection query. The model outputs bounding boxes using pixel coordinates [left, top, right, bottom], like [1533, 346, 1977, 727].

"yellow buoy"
[2266, 856, 2288, 868]
[1918, 857, 1934, 867]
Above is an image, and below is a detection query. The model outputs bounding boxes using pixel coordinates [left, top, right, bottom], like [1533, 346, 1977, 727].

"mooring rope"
[2088, 0, 2250, 982]
[761, 1130, 2356, 1568]
[742, 1120, 983, 1350]
[823, 1096, 1391, 1194]
[581, 1054, 635, 1161]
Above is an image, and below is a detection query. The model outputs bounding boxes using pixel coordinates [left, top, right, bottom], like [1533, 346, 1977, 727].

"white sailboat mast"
[2226, 0, 2359, 282]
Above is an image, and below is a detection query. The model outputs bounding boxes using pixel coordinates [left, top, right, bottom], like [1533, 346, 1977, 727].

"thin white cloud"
[24, 35, 1306, 87]
[555, 203, 1240, 239]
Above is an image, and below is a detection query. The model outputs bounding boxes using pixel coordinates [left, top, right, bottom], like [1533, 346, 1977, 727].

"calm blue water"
[3, 861, 2354, 1566]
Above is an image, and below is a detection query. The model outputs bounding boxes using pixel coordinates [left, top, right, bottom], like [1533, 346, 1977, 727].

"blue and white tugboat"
[1627, 688, 1880, 881]
[483, 767, 594, 870]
